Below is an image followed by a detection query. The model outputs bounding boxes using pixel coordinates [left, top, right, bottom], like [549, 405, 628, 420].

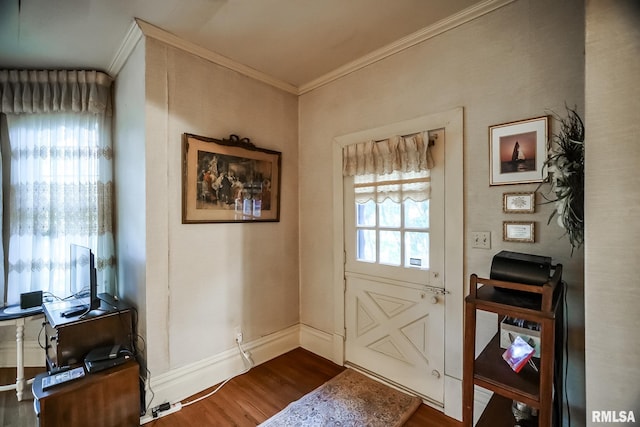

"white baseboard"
[144, 324, 300, 411]
[299, 324, 334, 362]
[0, 340, 45, 368]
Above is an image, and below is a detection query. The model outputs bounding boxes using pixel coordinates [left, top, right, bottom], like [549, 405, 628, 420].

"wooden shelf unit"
[33, 361, 140, 427]
[462, 265, 563, 427]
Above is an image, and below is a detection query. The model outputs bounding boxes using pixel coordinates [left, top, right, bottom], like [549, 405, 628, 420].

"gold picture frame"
[503, 221, 535, 243]
[503, 192, 536, 213]
[489, 116, 548, 185]
[182, 133, 281, 223]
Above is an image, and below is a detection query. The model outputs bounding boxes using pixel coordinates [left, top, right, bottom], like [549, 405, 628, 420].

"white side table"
[0, 304, 43, 401]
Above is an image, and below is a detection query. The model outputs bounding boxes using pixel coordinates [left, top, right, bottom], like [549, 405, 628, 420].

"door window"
[355, 185, 430, 270]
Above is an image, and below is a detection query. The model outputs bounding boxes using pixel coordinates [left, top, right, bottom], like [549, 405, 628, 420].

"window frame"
[355, 194, 430, 270]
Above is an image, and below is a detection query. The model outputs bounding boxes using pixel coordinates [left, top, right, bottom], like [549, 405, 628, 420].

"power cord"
[141, 338, 253, 423]
[182, 339, 254, 408]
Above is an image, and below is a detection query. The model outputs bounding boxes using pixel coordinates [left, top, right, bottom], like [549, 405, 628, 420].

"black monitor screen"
[70, 244, 99, 310]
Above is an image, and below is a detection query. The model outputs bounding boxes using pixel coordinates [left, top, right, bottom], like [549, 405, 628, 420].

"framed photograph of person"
[489, 116, 548, 185]
[182, 133, 281, 223]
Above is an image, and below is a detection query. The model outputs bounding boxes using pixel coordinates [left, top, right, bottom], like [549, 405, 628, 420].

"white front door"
[343, 129, 446, 405]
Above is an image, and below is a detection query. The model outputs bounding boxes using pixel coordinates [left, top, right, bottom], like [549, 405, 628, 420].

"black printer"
[490, 250, 552, 286]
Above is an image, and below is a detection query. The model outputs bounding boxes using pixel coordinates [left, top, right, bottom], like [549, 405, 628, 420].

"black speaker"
[490, 251, 552, 286]
[20, 290, 43, 309]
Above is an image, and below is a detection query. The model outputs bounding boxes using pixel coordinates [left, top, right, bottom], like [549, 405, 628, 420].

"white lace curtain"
[0, 70, 115, 304]
[342, 133, 434, 203]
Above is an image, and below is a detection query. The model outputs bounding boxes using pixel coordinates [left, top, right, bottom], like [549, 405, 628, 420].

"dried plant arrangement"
[539, 106, 585, 253]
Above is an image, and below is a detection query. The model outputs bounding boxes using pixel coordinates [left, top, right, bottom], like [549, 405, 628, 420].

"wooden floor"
[146, 348, 461, 427]
[0, 366, 46, 427]
[0, 348, 461, 426]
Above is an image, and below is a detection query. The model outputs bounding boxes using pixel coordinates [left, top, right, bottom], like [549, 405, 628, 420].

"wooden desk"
[0, 304, 44, 401]
[32, 361, 140, 427]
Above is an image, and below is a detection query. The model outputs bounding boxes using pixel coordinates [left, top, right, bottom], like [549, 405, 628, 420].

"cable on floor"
[182, 339, 254, 408]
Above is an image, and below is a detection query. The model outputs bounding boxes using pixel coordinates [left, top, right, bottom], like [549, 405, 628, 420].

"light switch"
[471, 231, 491, 249]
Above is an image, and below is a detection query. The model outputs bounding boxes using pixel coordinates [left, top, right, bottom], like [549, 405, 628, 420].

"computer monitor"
[70, 244, 100, 311]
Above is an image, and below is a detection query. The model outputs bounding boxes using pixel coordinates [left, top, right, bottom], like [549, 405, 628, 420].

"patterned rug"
[259, 369, 421, 427]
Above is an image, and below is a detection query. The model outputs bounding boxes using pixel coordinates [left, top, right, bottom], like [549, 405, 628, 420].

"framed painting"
[182, 133, 281, 223]
[489, 116, 548, 185]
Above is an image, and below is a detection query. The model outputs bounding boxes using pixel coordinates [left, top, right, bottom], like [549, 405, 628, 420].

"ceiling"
[0, 0, 487, 88]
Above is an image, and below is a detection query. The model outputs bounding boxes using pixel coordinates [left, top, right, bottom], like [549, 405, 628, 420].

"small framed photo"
[503, 221, 535, 243]
[489, 116, 548, 185]
[503, 192, 535, 213]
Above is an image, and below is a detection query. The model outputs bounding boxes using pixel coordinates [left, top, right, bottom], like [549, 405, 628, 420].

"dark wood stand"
[43, 294, 134, 369]
[462, 265, 563, 427]
[34, 294, 140, 426]
[32, 361, 139, 427]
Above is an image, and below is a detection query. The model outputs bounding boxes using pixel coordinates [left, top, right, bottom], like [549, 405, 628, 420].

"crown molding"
[108, 0, 513, 94]
[298, 0, 516, 95]
[134, 19, 299, 95]
[107, 20, 144, 77]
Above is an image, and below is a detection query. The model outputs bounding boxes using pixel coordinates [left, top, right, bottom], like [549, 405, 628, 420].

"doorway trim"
[331, 107, 464, 420]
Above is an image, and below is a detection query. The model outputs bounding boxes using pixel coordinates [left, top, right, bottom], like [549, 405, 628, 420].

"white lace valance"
[342, 133, 434, 177]
[354, 170, 431, 203]
[0, 70, 113, 115]
[344, 132, 434, 203]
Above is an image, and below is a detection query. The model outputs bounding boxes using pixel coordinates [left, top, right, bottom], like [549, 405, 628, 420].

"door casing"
[331, 107, 464, 418]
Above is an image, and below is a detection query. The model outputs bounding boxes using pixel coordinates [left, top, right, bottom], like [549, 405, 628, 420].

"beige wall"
[114, 36, 147, 365]
[116, 36, 300, 377]
[299, 0, 585, 423]
[585, 0, 640, 422]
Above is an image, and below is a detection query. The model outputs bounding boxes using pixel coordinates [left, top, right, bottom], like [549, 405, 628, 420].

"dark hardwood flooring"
[1, 348, 461, 426]
[0, 366, 46, 427]
[146, 348, 461, 427]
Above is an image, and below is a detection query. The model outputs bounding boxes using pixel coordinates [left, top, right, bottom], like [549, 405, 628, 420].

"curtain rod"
[374, 131, 436, 146]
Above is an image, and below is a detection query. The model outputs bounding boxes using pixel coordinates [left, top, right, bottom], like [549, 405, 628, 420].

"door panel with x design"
[345, 274, 445, 403]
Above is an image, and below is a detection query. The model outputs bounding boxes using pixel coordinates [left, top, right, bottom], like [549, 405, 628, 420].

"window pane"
[356, 201, 376, 227]
[379, 199, 401, 228]
[379, 230, 401, 266]
[405, 199, 429, 229]
[405, 232, 429, 269]
[356, 229, 376, 262]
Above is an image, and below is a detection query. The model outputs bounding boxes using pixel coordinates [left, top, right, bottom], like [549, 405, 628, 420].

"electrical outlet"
[471, 231, 491, 249]
[234, 326, 243, 343]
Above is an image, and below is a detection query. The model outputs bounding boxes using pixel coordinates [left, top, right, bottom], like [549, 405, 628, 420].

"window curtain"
[0, 70, 115, 304]
[342, 133, 434, 203]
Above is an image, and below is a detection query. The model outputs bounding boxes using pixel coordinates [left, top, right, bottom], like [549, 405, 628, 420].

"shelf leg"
[462, 300, 477, 426]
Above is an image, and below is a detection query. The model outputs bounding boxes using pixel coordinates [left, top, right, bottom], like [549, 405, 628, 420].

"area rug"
[259, 368, 421, 427]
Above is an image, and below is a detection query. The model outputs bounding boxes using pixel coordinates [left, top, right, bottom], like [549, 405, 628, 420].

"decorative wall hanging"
[503, 221, 535, 243]
[489, 116, 548, 185]
[503, 192, 536, 213]
[182, 133, 281, 223]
